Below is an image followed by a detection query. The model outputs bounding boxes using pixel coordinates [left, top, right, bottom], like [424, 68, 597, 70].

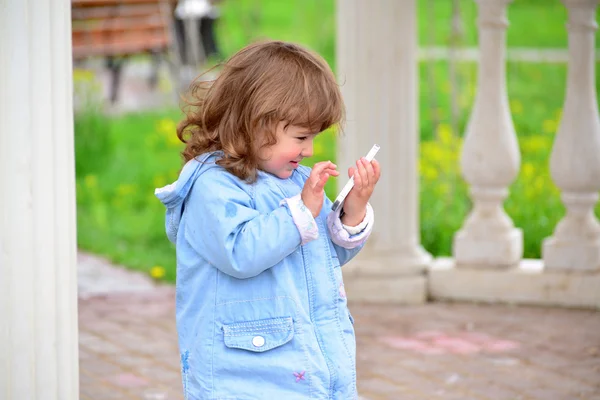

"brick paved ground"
[78, 252, 600, 399]
[352, 303, 599, 400]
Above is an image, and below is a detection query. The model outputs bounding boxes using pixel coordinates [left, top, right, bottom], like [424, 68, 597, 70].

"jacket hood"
[155, 151, 222, 243]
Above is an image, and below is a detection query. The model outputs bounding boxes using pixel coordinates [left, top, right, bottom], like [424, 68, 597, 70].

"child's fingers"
[353, 170, 363, 190]
[311, 161, 337, 189]
[313, 161, 336, 174]
[357, 159, 369, 187]
[371, 159, 381, 183]
[315, 172, 330, 191]
[320, 167, 339, 179]
[309, 163, 327, 188]
[363, 158, 375, 181]
[316, 169, 336, 190]
[325, 168, 340, 177]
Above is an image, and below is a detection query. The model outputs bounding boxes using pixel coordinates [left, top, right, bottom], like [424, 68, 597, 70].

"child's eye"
[296, 136, 308, 141]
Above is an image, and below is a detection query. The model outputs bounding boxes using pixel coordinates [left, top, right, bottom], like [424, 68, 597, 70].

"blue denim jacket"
[156, 152, 370, 399]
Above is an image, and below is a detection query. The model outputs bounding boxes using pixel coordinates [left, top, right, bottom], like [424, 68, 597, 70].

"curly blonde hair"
[177, 40, 345, 182]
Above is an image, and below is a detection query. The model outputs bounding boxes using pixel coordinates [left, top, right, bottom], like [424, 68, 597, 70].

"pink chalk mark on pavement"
[379, 331, 520, 355]
[484, 339, 520, 352]
[111, 373, 149, 388]
[379, 337, 445, 355]
[432, 336, 481, 354]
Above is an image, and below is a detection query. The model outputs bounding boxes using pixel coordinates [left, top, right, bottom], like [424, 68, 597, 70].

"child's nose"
[302, 142, 313, 158]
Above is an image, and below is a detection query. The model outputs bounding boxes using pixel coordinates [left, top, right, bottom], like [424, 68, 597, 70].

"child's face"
[258, 121, 317, 179]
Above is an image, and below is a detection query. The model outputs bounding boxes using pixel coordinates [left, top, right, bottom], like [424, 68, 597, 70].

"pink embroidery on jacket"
[339, 282, 347, 298]
[293, 371, 306, 382]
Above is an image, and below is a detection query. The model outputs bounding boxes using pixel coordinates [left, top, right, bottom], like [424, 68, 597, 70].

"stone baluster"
[0, 1, 79, 398]
[542, 0, 600, 271]
[452, 0, 523, 268]
[336, 0, 431, 303]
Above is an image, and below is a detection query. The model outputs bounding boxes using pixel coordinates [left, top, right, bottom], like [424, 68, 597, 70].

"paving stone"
[77, 252, 600, 399]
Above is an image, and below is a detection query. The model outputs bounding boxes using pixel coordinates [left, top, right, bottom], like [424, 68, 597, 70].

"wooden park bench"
[71, 0, 179, 103]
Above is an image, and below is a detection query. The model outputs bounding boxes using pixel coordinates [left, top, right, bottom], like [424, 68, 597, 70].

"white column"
[336, 0, 431, 276]
[452, 0, 522, 268]
[542, 0, 600, 272]
[0, 1, 79, 399]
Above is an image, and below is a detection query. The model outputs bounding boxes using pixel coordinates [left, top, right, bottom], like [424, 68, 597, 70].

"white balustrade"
[452, 0, 523, 268]
[336, 0, 431, 271]
[542, 0, 600, 271]
[0, 1, 79, 398]
[335, 0, 430, 303]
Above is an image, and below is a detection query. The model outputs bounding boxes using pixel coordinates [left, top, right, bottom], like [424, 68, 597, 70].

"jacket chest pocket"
[213, 316, 312, 398]
[223, 316, 294, 352]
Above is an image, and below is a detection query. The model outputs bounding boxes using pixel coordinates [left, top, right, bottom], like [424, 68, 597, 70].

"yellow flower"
[422, 165, 439, 180]
[84, 174, 98, 188]
[437, 123, 454, 145]
[521, 136, 550, 153]
[522, 162, 535, 180]
[436, 107, 447, 118]
[510, 100, 523, 115]
[313, 139, 325, 157]
[156, 118, 181, 147]
[157, 118, 177, 135]
[441, 81, 451, 94]
[533, 176, 545, 193]
[459, 93, 472, 109]
[167, 132, 182, 147]
[422, 142, 444, 163]
[554, 108, 563, 122]
[542, 119, 558, 134]
[149, 193, 161, 204]
[72, 68, 95, 83]
[435, 182, 451, 196]
[524, 185, 536, 200]
[116, 183, 136, 197]
[467, 81, 477, 98]
[150, 265, 166, 279]
[153, 175, 168, 188]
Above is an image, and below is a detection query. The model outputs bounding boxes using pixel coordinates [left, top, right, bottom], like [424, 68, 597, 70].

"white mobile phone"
[331, 144, 380, 212]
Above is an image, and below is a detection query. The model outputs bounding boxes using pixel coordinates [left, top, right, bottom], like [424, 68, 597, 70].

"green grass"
[216, 0, 600, 69]
[216, 0, 336, 66]
[417, 0, 600, 49]
[419, 60, 599, 141]
[73, 1, 600, 280]
[75, 109, 183, 282]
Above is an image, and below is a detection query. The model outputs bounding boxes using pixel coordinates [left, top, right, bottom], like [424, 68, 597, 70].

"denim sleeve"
[280, 194, 320, 245]
[322, 195, 371, 266]
[183, 170, 302, 279]
[327, 202, 374, 249]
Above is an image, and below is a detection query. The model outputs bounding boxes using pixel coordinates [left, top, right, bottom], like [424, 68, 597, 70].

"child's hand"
[302, 161, 339, 218]
[341, 158, 381, 226]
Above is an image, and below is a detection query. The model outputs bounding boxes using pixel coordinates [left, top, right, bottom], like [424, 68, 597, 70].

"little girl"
[156, 40, 380, 400]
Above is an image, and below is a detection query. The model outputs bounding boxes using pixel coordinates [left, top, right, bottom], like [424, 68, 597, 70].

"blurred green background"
[73, 0, 600, 282]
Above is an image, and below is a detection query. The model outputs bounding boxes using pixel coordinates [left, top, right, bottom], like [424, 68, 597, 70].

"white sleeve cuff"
[281, 194, 319, 245]
[327, 203, 374, 249]
[342, 214, 370, 235]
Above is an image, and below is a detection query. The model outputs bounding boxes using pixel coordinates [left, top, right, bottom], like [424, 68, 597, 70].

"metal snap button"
[252, 336, 265, 347]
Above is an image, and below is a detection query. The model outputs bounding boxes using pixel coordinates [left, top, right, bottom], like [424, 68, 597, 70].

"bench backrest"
[71, 0, 176, 59]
